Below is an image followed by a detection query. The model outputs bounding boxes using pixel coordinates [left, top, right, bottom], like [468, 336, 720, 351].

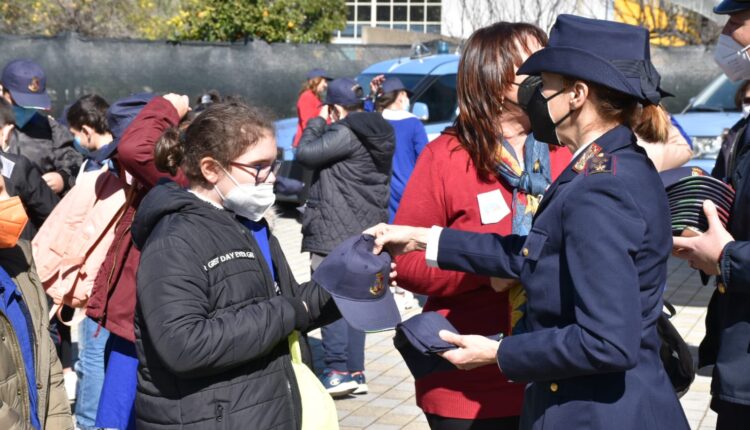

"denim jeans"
[312, 253, 366, 373]
[74, 317, 109, 430]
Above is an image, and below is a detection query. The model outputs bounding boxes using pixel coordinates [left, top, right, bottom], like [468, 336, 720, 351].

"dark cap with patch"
[660, 166, 735, 235]
[312, 234, 400, 332]
[1, 59, 51, 110]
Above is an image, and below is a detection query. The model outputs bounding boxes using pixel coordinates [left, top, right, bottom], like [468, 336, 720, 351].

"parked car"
[274, 50, 459, 204]
[673, 74, 744, 172]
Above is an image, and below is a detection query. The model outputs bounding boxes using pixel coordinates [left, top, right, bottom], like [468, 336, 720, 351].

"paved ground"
[271, 206, 718, 430]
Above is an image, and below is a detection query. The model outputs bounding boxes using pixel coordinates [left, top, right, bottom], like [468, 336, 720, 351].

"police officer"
[673, 1, 750, 428]
[368, 15, 689, 430]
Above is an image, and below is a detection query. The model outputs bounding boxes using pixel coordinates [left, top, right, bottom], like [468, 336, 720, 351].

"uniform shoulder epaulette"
[584, 152, 616, 176]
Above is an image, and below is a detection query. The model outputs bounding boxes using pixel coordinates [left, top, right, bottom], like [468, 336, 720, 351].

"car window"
[688, 75, 744, 112]
[413, 74, 457, 125]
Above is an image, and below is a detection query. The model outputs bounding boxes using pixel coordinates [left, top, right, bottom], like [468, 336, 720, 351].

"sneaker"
[63, 371, 77, 401]
[319, 369, 358, 398]
[351, 371, 368, 395]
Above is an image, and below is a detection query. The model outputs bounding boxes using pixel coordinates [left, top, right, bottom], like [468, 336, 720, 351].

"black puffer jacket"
[132, 182, 339, 430]
[296, 112, 395, 254]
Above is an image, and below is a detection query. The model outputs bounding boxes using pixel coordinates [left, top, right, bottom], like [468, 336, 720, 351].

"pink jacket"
[32, 166, 128, 313]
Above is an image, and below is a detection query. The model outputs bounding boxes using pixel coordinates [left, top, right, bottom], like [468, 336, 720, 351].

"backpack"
[657, 300, 695, 398]
[32, 166, 129, 323]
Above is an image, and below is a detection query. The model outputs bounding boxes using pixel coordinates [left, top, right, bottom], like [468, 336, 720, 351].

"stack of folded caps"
[394, 312, 502, 379]
[312, 234, 401, 332]
[660, 166, 734, 236]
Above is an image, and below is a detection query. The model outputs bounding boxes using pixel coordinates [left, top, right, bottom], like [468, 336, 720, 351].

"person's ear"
[81, 125, 95, 141]
[199, 157, 223, 186]
[570, 81, 588, 110]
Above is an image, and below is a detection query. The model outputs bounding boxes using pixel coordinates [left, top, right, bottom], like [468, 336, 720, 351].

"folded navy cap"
[312, 234, 400, 332]
[660, 166, 708, 188]
[394, 312, 502, 379]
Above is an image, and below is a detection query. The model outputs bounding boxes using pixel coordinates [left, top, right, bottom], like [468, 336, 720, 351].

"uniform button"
[36, 383, 42, 390]
[17, 389, 22, 396]
[1, 336, 5, 341]
[718, 283, 726, 294]
[522, 248, 529, 257]
[217, 417, 223, 422]
[550, 383, 559, 392]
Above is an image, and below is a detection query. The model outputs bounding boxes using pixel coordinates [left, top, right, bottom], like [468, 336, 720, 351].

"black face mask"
[516, 76, 573, 147]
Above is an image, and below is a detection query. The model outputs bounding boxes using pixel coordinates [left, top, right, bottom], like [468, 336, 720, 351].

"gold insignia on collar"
[585, 154, 615, 175]
[27, 77, 40, 93]
[573, 143, 602, 173]
[370, 273, 385, 296]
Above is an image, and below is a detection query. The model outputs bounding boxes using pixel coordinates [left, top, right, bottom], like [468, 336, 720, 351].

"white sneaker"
[63, 371, 77, 401]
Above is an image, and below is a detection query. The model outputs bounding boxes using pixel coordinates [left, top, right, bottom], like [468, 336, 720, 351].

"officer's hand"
[318, 104, 329, 120]
[369, 74, 385, 95]
[364, 223, 429, 256]
[438, 331, 499, 371]
[490, 277, 518, 293]
[672, 200, 734, 275]
[163, 93, 190, 119]
[42, 172, 64, 194]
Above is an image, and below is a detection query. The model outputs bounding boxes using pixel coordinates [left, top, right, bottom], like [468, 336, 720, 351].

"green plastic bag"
[288, 331, 340, 430]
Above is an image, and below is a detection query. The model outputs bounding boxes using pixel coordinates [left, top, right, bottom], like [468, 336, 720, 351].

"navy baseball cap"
[312, 234, 400, 332]
[324, 78, 364, 106]
[1, 59, 51, 110]
[715, 0, 750, 14]
[306, 68, 331, 80]
[381, 77, 412, 96]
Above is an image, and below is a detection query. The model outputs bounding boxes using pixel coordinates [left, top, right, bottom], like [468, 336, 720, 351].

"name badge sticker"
[477, 189, 510, 225]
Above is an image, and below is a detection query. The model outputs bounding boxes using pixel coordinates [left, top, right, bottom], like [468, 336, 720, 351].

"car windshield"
[357, 72, 458, 125]
[687, 75, 744, 112]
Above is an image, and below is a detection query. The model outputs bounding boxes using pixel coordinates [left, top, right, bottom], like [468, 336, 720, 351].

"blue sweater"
[382, 109, 429, 222]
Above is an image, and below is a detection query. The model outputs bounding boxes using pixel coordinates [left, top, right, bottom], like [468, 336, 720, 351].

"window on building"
[338, 0, 442, 40]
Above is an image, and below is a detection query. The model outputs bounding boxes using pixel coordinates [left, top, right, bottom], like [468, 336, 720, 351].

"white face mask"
[215, 168, 276, 222]
[743, 103, 750, 118]
[714, 34, 750, 82]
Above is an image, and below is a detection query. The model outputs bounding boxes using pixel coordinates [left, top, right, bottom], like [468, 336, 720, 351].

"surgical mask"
[743, 103, 750, 119]
[714, 34, 750, 82]
[72, 136, 91, 158]
[215, 168, 276, 222]
[521, 84, 572, 147]
[12, 106, 38, 129]
[0, 196, 29, 248]
[403, 98, 410, 112]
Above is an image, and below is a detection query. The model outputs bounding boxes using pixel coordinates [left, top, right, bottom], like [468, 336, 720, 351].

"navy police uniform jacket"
[434, 126, 689, 429]
[705, 115, 750, 407]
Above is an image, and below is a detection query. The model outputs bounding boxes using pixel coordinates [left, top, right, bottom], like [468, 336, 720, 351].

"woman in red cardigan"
[393, 22, 571, 430]
[293, 68, 330, 148]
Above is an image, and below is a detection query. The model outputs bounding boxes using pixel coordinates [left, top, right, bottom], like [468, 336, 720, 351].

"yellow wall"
[614, 0, 701, 46]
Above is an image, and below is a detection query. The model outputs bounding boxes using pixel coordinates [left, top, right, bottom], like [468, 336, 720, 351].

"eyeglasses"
[228, 160, 282, 185]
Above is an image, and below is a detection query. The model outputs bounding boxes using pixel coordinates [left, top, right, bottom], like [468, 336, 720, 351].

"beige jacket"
[0, 241, 73, 430]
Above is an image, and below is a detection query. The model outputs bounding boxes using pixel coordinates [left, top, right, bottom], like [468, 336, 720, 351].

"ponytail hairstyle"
[154, 102, 274, 184]
[571, 78, 670, 143]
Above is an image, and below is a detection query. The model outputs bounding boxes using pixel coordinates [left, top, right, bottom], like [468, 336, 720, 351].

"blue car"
[274, 51, 459, 203]
[673, 74, 744, 173]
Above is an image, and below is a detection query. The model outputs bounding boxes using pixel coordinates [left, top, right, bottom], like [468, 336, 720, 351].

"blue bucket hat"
[715, 0, 750, 14]
[517, 14, 671, 105]
[324, 78, 364, 106]
[312, 234, 400, 332]
[1, 59, 51, 110]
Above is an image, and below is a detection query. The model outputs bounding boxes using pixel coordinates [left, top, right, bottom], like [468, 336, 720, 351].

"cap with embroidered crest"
[1, 59, 51, 110]
[714, 0, 750, 14]
[312, 234, 400, 332]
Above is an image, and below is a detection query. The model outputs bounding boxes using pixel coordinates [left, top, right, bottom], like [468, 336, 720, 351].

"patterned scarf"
[494, 134, 551, 334]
